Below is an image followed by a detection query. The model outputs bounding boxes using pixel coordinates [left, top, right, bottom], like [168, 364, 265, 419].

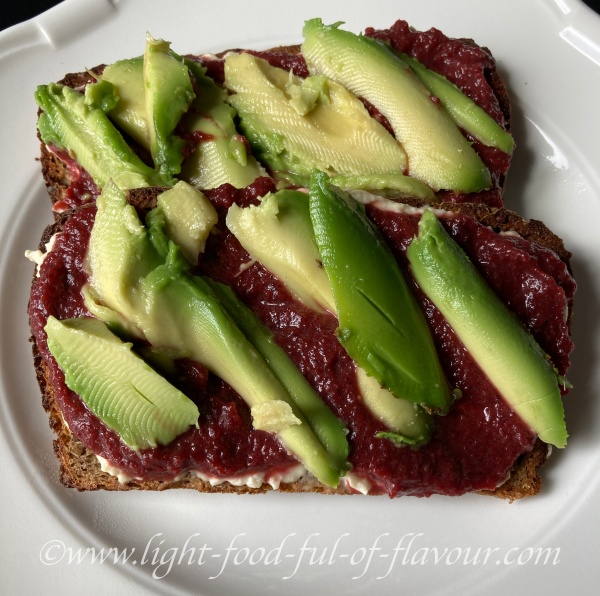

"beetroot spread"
[28, 178, 575, 497]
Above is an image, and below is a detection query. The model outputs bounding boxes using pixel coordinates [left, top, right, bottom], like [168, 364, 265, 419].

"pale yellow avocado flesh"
[224, 52, 407, 179]
[301, 19, 492, 193]
[157, 181, 218, 264]
[102, 57, 149, 149]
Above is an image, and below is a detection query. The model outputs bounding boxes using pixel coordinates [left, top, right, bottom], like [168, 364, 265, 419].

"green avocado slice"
[399, 54, 515, 154]
[101, 56, 148, 149]
[143, 35, 195, 181]
[308, 171, 451, 411]
[45, 316, 199, 451]
[205, 278, 350, 472]
[35, 83, 166, 190]
[406, 209, 567, 448]
[329, 173, 436, 202]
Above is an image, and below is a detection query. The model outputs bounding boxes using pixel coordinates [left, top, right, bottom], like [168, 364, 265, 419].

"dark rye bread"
[29, 190, 570, 501]
[31, 32, 564, 500]
[39, 28, 513, 211]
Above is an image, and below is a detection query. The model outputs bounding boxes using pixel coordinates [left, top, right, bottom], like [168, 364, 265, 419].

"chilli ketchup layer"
[28, 178, 575, 498]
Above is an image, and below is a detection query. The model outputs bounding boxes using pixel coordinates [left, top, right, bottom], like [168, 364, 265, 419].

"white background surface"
[1, 1, 600, 594]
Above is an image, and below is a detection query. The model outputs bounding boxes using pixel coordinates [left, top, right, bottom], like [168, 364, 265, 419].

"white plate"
[1, 0, 600, 594]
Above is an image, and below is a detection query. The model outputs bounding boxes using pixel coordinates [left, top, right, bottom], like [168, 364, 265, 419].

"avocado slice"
[302, 19, 491, 193]
[406, 209, 567, 448]
[143, 34, 195, 181]
[309, 171, 451, 411]
[101, 56, 148, 149]
[329, 173, 435, 201]
[180, 107, 266, 190]
[179, 57, 266, 190]
[84, 182, 344, 486]
[157, 181, 218, 264]
[205, 278, 349, 472]
[226, 190, 335, 314]
[35, 83, 166, 190]
[45, 316, 199, 450]
[355, 368, 432, 446]
[399, 54, 515, 154]
[224, 52, 407, 183]
[84, 181, 162, 332]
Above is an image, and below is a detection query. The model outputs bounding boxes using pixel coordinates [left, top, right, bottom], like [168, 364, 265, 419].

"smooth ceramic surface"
[1, 1, 599, 594]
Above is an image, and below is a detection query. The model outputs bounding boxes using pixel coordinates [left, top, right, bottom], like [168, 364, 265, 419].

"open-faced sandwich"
[27, 18, 575, 499]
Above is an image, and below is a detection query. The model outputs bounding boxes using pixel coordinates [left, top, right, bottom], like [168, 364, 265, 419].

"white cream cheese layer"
[25, 233, 59, 277]
[342, 472, 372, 495]
[94, 453, 307, 490]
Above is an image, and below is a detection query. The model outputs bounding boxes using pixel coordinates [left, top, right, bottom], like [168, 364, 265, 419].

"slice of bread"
[29, 192, 572, 500]
[39, 22, 513, 211]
